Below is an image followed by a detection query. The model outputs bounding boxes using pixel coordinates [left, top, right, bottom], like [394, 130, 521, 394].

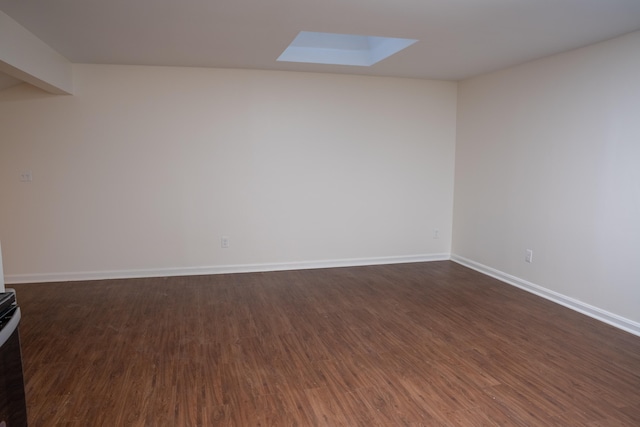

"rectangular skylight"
[277, 31, 418, 67]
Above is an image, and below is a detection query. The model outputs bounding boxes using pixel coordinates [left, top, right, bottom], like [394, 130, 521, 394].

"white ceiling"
[1, 0, 640, 83]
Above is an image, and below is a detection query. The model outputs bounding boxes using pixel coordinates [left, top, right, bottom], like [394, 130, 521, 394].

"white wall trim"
[451, 254, 640, 337]
[5, 253, 450, 285]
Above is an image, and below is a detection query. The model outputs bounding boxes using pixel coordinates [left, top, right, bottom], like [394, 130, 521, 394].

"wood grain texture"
[12, 261, 640, 426]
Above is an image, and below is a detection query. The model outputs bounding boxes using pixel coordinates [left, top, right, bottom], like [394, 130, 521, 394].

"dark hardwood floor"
[11, 261, 640, 426]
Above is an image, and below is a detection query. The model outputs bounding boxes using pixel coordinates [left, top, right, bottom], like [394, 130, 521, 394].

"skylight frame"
[277, 31, 418, 67]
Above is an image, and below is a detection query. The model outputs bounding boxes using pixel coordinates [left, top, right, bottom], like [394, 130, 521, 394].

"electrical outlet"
[433, 229, 440, 239]
[221, 236, 230, 249]
[525, 249, 533, 263]
[20, 171, 33, 182]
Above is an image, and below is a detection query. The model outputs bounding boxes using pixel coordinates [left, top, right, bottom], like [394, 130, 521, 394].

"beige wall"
[0, 65, 456, 279]
[453, 31, 640, 327]
[2, 31, 638, 333]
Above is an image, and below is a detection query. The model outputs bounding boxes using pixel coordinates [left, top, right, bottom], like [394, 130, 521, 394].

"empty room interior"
[1, 0, 639, 425]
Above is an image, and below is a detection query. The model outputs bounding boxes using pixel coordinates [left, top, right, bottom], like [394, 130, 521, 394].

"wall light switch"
[20, 171, 33, 182]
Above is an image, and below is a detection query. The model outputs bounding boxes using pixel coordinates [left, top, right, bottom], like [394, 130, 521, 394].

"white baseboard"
[451, 254, 640, 338]
[11, 253, 636, 337]
[4, 253, 450, 285]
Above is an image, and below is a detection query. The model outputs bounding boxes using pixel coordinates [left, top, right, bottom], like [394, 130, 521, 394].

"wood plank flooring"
[11, 261, 640, 426]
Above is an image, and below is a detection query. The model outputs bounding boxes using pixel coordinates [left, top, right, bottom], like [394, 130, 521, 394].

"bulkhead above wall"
[0, 11, 73, 95]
